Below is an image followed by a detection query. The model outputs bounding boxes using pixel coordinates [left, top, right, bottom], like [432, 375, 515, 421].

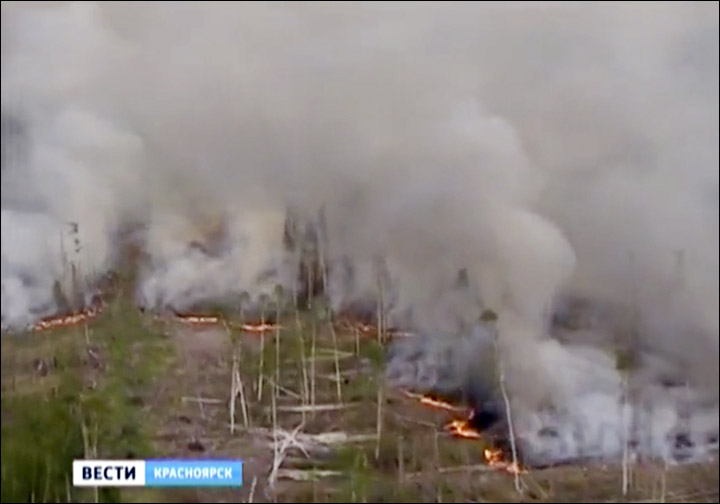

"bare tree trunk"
[622, 373, 630, 496]
[620, 250, 640, 497]
[490, 315, 522, 494]
[498, 359, 522, 493]
[376, 277, 384, 345]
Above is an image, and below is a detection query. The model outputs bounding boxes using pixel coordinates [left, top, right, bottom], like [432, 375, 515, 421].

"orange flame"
[32, 306, 103, 332]
[172, 315, 282, 333]
[405, 391, 526, 475]
[484, 448, 525, 474]
[402, 390, 468, 413]
[176, 315, 219, 325]
[420, 395, 460, 411]
[234, 322, 282, 333]
[446, 418, 482, 439]
[339, 319, 414, 338]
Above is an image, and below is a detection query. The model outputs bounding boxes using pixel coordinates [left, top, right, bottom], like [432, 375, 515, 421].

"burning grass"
[446, 418, 482, 439]
[30, 304, 104, 333]
[163, 313, 284, 333]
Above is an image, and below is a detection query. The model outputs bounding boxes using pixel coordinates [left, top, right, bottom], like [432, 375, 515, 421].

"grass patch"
[1, 390, 85, 503]
[1, 297, 173, 503]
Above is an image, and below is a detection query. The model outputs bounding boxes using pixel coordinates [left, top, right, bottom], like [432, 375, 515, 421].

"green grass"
[1, 297, 173, 504]
[1, 388, 85, 503]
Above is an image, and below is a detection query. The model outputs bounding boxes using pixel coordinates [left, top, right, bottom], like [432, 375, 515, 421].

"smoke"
[2, 1, 718, 464]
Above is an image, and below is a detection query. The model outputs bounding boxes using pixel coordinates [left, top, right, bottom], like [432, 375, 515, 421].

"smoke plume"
[2, 1, 718, 465]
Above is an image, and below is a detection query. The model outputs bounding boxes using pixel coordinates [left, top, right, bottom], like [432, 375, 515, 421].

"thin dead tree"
[257, 294, 268, 402]
[374, 257, 388, 345]
[274, 285, 284, 397]
[224, 318, 249, 432]
[616, 250, 644, 497]
[316, 206, 329, 297]
[482, 309, 523, 494]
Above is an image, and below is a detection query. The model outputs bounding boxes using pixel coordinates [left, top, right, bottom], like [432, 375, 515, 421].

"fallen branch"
[268, 422, 306, 489]
[275, 469, 343, 481]
[306, 349, 356, 362]
[182, 396, 223, 405]
[317, 368, 372, 382]
[272, 403, 359, 413]
[250, 427, 376, 447]
[298, 432, 378, 445]
[405, 464, 498, 479]
[265, 378, 303, 400]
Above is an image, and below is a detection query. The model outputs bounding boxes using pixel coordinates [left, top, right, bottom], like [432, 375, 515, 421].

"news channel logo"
[72, 459, 244, 487]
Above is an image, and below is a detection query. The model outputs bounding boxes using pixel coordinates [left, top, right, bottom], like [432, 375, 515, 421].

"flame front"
[405, 392, 525, 474]
[176, 315, 219, 325]
[338, 318, 415, 338]
[32, 305, 103, 332]
[402, 390, 468, 413]
[235, 322, 282, 333]
[173, 315, 282, 333]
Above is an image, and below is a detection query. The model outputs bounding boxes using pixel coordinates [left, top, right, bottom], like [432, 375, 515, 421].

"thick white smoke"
[2, 1, 718, 465]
